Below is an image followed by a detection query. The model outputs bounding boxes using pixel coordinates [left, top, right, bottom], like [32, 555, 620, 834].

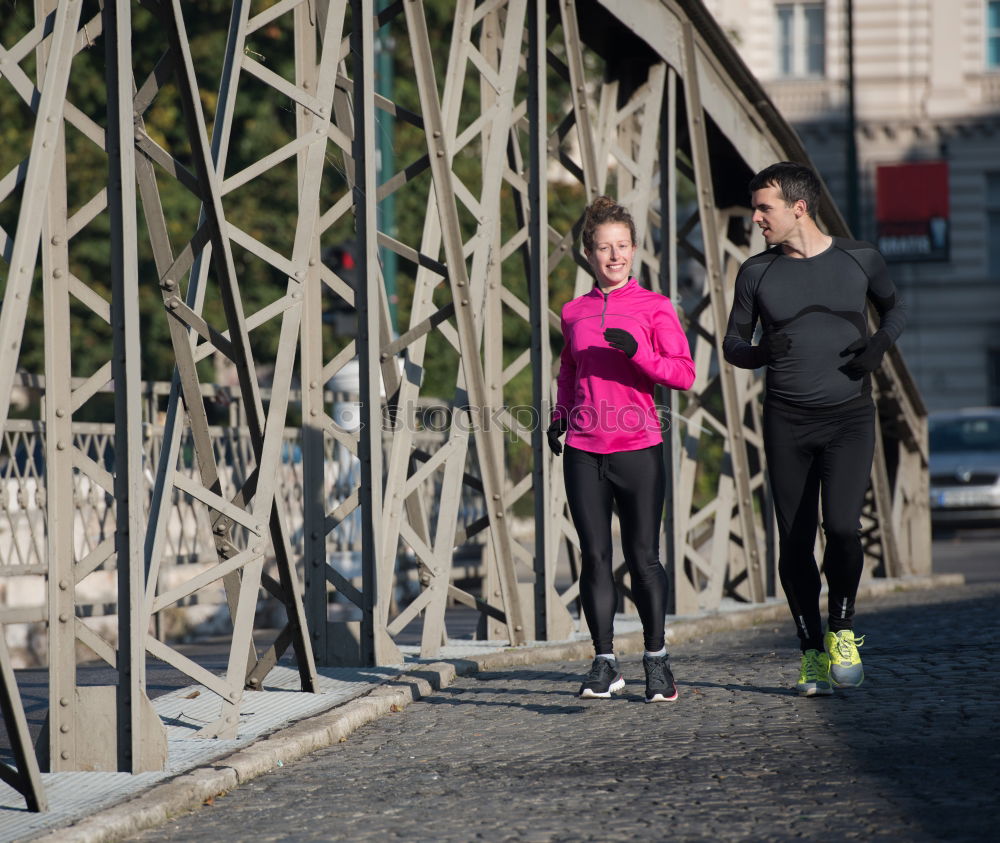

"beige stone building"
[703, 0, 1000, 410]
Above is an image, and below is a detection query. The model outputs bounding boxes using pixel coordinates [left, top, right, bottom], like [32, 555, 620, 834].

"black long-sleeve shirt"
[723, 237, 906, 408]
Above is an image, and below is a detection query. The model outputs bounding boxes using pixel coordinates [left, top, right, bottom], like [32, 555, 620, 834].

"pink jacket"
[554, 278, 695, 454]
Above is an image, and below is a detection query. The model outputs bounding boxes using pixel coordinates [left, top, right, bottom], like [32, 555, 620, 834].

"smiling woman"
[586, 221, 635, 291]
[545, 195, 695, 704]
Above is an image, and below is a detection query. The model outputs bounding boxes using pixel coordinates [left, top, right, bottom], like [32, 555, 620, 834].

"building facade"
[703, 0, 1000, 410]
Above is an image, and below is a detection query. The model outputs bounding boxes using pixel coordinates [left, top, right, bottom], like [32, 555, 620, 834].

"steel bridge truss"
[0, 0, 928, 775]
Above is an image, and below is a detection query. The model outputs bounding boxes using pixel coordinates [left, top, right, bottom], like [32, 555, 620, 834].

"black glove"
[604, 327, 638, 358]
[761, 330, 791, 362]
[546, 417, 568, 456]
[840, 331, 890, 378]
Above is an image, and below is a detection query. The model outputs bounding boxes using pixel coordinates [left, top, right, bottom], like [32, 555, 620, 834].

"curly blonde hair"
[581, 195, 636, 253]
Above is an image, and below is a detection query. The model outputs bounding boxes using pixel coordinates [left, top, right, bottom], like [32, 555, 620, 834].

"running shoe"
[824, 629, 864, 687]
[578, 657, 625, 698]
[643, 653, 678, 702]
[796, 648, 833, 697]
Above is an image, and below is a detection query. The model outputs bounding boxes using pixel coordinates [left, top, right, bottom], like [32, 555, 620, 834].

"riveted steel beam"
[135, 0, 318, 736]
[35, 0, 80, 771]
[0, 0, 84, 439]
[106, 0, 150, 772]
[679, 20, 765, 604]
[401, 0, 527, 647]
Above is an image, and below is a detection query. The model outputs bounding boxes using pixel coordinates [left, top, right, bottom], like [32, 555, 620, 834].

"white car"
[928, 408, 1000, 529]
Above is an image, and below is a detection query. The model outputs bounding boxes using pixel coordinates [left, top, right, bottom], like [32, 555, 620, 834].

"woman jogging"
[547, 195, 695, 702]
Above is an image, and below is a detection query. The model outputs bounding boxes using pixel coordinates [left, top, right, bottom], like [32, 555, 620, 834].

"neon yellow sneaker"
[796, 649, 832, 697]
[824, 629, 864, 687]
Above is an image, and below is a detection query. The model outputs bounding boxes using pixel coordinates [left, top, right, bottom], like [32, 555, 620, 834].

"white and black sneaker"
[643, 653, 678, 702]
[578, 657, 625, 698]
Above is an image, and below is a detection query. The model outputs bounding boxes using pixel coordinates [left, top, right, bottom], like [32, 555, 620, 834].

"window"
[777, 6, 794, 76]
[776, 3, 826, 78]
[988, 173, 1000, 277]
[929, 414, 1000, 452]
[989, 1, 1000, 68]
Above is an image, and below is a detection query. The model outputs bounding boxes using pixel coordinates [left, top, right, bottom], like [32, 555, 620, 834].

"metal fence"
[0, 384, 480, 642]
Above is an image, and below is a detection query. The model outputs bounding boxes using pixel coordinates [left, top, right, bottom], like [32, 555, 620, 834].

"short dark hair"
[582, 195, 636, 252]
[749, 162, 822, 218]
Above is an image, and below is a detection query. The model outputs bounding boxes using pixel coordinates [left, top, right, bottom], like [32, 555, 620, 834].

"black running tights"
[563, 443, 668, 654]
[763, 398, 875, 652]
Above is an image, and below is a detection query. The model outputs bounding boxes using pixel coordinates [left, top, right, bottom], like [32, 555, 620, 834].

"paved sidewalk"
[133, 580, 998, 842]
[0, 574, 976, 841]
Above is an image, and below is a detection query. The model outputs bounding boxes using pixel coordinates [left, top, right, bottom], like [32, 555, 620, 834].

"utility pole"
[845, 0, 860, 236]
[376, 25, 398, 334]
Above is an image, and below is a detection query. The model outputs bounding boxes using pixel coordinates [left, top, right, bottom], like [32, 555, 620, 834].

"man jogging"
[723, 162, 906, 696]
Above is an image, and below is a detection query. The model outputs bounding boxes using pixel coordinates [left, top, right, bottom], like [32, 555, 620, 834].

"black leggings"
[763, 397, 875, 652]
[563, 443, 668, 654]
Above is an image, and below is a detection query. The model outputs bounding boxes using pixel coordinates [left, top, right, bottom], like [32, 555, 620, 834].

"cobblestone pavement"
[137, 583, 1000, 842]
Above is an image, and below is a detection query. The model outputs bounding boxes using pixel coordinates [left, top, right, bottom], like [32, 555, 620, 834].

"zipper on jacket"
[600, 289, 609, 327]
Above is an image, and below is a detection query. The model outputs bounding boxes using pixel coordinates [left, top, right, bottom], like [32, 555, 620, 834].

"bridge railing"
[0, 383, 479, 663]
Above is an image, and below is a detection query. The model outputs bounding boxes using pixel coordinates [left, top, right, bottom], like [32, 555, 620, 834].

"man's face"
[751, 184, 801, 246]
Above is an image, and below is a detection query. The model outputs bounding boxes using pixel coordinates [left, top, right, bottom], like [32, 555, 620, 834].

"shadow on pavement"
[795, 587, 998, 840]
[680, 680, 796, 697]
[0, 632, 274, 757]
[421, 668, 589, 715]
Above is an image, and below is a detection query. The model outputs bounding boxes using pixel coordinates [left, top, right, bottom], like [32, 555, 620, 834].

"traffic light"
[321, 241, 358, 334]
[321, 240, 358, 315]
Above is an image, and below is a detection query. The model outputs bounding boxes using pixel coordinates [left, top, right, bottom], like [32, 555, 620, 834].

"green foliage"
[374, 3, 586, 411]
[2, 1, 274, 405]
[0, 2, 590, 419]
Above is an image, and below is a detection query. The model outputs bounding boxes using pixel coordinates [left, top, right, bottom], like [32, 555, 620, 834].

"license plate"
[935, 488, 1000, 508]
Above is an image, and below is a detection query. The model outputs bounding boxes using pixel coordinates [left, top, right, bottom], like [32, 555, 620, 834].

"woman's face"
[586, 222, 635, 291]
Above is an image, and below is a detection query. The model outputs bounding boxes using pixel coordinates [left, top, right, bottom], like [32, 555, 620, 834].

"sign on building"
[875, 161, 949, 262]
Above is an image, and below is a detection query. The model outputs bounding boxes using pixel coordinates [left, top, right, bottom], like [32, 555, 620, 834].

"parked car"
[928, 408, 1000, 530]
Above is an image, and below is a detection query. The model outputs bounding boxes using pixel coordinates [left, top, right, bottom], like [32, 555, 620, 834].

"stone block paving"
[137, 583, 999, 842]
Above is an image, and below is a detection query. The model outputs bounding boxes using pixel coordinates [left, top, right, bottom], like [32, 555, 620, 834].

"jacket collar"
[588, 277, 638, 298]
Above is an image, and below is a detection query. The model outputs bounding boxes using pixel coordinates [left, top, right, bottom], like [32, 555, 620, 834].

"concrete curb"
[35, 573, 962, 842]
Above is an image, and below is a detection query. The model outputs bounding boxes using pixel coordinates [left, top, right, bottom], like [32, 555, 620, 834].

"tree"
[0, 1, 585, 415]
